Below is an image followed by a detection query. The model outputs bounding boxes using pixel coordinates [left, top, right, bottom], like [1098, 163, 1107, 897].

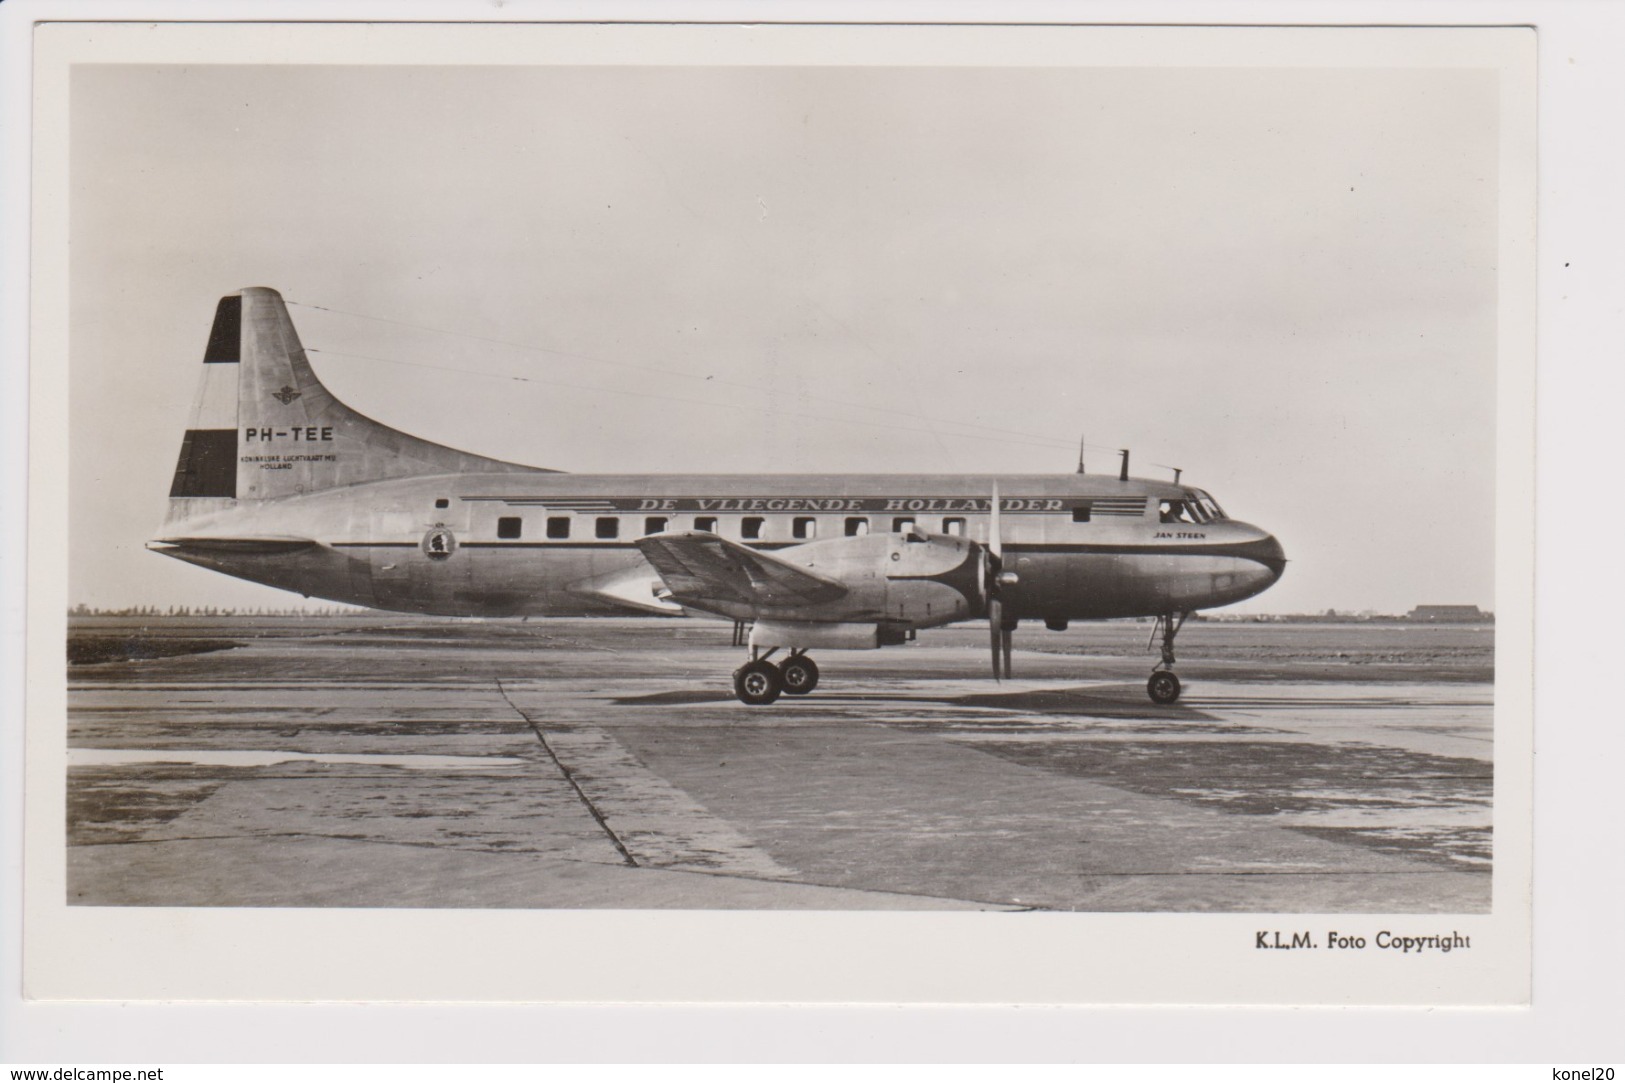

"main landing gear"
[1146, 611, 1188, 705]
[778, 653, 820, 696]
[732, 648, 821, 705]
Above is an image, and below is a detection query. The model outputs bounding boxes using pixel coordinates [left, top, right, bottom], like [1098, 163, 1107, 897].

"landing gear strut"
[1146, 611, 1188, 705]
[732, 647, 822, 705]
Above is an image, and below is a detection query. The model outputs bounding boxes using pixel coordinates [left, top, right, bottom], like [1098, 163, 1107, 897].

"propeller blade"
[985, 481, 1011, 680]
[989, 480, 1002, 561]
[1001, 623, 1014, 680]
[988, 597, 1004, 681]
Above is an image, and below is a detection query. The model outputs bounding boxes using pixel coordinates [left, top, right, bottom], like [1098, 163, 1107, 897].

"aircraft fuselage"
[156, 469, 1286, 626]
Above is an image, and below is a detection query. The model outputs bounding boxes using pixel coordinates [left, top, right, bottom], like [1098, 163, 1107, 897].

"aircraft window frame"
[1072, 506, 1091, 523]
[741, 516, 765, 541]
[546, 516, 570, 540]
[892, 517, 916, 533]
[1188, 489, 1227, 521]
[496, 516, 522, 540]
[595, 516, 619, 540]
[695, 516, 718, 533]
[943, 517, 965, 536]
[845, 517, 869, 536]
[792, 516, 817, 540]
[1158, 500, 1196, 525]
[434, 498, 449, 510]
[644, 516, 668, 535]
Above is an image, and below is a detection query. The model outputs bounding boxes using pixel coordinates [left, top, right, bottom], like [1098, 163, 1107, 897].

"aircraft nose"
[1235, 532, 1287, 582]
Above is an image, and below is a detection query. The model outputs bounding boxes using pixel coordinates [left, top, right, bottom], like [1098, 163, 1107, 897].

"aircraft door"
[356, 506, 472, 611]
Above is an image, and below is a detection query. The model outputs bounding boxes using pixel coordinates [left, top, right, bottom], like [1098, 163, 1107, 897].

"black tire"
[779, 655, 820, 695]
[733, 660, 784, 705]
[1147, 670, 1182, 705]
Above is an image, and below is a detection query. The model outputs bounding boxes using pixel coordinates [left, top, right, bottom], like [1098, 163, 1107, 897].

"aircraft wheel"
[779, 655, 820, 695]
[1147, 670, 1182, 705]
[733, 660, 784, 705]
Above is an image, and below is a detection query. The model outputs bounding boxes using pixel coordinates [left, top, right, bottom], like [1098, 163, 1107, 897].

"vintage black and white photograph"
[23, 21, 1535, 1005]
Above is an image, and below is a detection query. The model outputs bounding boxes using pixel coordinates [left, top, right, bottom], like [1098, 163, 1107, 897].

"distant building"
[1406, 604, 1488, 622]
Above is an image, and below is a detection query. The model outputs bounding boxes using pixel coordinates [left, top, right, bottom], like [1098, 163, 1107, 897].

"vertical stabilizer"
[164, 287, 545, 517]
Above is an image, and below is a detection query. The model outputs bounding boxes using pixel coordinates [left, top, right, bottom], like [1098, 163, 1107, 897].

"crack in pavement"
[496, 677, 637, 867]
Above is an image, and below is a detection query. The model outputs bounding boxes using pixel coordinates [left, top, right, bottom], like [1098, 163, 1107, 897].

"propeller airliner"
[152, 288, 1287, 704]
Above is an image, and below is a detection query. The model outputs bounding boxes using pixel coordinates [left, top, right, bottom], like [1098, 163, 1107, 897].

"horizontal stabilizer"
[148, 535, 318, 555]
[636, 532, 847, 613]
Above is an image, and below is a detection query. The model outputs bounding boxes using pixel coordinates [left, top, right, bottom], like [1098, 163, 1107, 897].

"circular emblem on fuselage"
[422, 527, 457, 561]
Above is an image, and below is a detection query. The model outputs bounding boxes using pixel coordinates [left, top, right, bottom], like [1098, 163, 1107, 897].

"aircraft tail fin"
[166, 287, 544, 511]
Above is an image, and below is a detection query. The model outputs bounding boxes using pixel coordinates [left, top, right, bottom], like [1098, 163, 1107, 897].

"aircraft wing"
[635, 532, 848, 611]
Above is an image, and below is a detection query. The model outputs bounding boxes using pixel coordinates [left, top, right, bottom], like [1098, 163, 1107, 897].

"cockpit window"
[1159, 500, 1195, 524]
[1184, 489, 1227, 522]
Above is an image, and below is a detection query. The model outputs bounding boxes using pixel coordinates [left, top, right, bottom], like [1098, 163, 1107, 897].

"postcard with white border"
[21, 17, 1533, 1005]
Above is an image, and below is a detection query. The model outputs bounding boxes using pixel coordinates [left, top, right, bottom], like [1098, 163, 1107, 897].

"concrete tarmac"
[66, 618, 1492, 912]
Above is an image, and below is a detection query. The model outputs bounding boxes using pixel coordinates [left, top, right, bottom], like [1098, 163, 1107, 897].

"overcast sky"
[69, 62, 1502, 614]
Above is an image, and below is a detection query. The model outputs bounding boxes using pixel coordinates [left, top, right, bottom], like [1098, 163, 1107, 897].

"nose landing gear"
[732, 647, 820, 705]
[1146, 611, 1188, 705]
[1147, 669, 1182, 705]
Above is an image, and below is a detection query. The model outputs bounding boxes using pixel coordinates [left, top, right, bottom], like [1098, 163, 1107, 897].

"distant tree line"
[1205, 608, 1492, 623]
[69, 603, 362, 617]
[69, 603, 1491, 623]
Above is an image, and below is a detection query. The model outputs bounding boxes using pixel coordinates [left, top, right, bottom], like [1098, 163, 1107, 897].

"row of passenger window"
[489, 514, 971, 541]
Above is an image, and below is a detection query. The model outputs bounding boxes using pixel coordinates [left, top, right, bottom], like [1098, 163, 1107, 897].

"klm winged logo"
[271, 385, 302, 405]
